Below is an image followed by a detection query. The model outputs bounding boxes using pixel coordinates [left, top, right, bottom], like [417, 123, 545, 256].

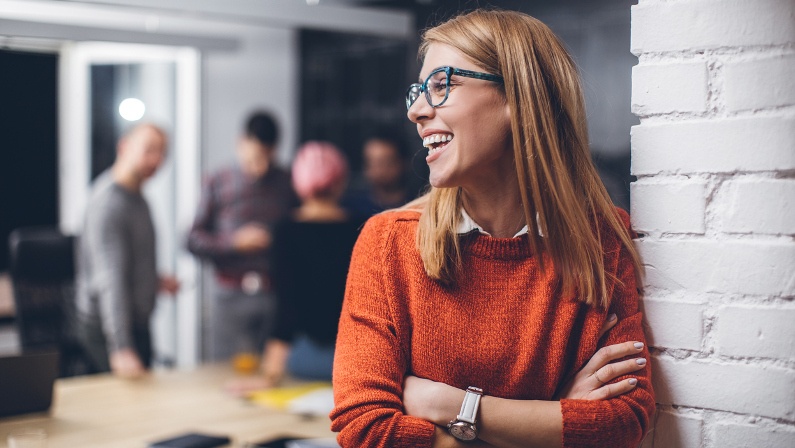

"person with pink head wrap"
[225, 141, 364, 394]
[291, 141, 349, 202]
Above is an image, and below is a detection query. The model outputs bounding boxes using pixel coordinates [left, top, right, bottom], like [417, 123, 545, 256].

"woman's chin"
[427, 175, 452, 189]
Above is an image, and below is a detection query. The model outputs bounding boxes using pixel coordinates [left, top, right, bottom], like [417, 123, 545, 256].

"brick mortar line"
[633, 170, 795, 182]
[649, 349, 795, 370]
[633, 172, 795, 182]
[642, 287, 795, 305]
[635, 44, 795, 63]
[635, 233, 795, 242]
[654, 404, 795, 429]
[634, 105, 795, 122]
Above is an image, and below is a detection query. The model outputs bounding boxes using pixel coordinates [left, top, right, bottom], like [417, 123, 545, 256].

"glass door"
[59, 42, 201, 369]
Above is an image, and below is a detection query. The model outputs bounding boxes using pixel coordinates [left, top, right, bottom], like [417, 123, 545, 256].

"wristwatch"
[447, 386, 484, 442]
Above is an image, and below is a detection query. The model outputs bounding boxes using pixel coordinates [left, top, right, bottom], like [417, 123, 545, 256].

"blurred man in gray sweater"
[75, 123, 179, 379]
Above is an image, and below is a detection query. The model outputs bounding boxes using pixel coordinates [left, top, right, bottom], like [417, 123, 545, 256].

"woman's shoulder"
[354, 209, 421, 248]
[364, 208, 421, 229]
[593, 206, 633, 244]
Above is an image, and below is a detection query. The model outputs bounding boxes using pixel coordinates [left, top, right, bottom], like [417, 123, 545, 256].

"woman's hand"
[403, 378, 498, 447]
[224, 375, 276, 397]
[403, 375, 462, 425]
[558, 314, 647, 400]
[224, 339, 290, 397]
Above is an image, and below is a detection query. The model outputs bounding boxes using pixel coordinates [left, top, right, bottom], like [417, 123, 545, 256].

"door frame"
[59, 41, 202, 368]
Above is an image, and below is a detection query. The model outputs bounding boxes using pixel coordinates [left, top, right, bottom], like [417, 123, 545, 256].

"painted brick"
[712, 422, 795, 448]
[642, 297, 704, 351]
[652, 356, 795, 420]
[720, 179, 795, 235]
[631, 116, 795, 175]
[724, 54, 795, 111]
[636, 239, 795, 296]
[631, 0, 795, 54]
[643, 411, 703, 448]
[632, 62, 709, 115]
[631, 180, 707, 234]
[717, 305, 795, 359]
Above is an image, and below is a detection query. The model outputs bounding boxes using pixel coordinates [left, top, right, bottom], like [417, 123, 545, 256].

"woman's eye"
[429, 79, 447, 93]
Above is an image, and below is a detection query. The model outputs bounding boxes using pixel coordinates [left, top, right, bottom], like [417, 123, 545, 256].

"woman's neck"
[461, 177, 525, 238]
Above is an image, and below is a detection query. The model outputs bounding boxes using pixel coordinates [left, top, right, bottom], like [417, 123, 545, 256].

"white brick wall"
[641, 296, 705, 351]
[712, 421, 795, 448]
[631, 117, 795, 175]
[641, 410, 704, 448]
[719, 178, 795, 235]
[723, 54, 795, 111]
[631, 0, 795, 53]
[632, 62, 709, 115]
[717, 305, 795, 359]
[631, 179, 708, 234]
[631, 0, 795, 446]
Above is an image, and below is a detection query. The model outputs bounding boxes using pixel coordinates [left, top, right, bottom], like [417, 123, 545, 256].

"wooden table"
[0, 365, 336, 447]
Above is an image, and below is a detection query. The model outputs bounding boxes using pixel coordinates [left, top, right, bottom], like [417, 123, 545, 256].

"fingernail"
[636, 358, 647, 366]
[628, 378, 638, 386]
[608, 313, 617, 321]
[634, 342, 644, 350]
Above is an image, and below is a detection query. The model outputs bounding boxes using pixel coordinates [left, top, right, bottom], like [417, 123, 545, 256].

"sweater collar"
[457, 208, 531, 238]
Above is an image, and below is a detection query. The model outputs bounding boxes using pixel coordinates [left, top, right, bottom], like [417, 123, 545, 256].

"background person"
[226, 141, 363, 394]
[330, 9, 654, 448]
[342, 130, 416, 218]
[75, 123, 180, 379]
[187, 111, 298, 362]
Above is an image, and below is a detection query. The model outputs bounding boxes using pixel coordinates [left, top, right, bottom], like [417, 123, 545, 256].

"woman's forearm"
[477, 396, 562, 448]
[413, 380, 561, 448]
[432, 426, 497, 448]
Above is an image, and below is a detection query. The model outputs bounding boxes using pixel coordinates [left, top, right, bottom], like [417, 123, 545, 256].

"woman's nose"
[407, 95, 434, 123]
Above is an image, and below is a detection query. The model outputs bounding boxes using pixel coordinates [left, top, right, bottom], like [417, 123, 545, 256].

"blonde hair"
[413, 9, 642, 308]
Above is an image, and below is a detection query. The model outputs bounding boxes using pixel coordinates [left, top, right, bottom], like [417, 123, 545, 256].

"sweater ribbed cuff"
[394, 415, 436, 448]
[560, 398, 640, 448]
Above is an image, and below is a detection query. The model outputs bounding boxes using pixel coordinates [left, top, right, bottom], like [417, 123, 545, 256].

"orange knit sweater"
[330, 209, 654, 447]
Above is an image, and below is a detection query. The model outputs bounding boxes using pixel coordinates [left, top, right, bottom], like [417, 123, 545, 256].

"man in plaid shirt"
[187, 111, 298, 361]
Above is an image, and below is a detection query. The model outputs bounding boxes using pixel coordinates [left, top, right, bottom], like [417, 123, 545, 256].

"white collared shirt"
[457, 208, 530, 238]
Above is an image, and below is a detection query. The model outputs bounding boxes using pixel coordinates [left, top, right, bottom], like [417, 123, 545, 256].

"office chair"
[8, 226, 91, 377]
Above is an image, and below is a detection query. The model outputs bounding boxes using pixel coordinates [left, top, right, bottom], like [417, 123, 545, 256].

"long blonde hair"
[413, 10, 642, 308]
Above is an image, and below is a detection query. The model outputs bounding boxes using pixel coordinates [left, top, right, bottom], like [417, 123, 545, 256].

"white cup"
[7, 428, 47, 448]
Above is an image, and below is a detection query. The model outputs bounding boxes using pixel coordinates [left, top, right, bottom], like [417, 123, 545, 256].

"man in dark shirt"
[187, 111, 297, 361]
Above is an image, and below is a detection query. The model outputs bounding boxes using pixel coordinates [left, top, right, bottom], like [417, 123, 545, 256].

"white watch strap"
[456, 386, 483, 424]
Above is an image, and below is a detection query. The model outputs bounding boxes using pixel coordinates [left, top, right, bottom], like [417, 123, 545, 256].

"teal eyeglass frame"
[406, 66, 504, 111]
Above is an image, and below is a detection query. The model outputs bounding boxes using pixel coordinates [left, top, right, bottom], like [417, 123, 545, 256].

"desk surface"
[0, 365, 337, 448]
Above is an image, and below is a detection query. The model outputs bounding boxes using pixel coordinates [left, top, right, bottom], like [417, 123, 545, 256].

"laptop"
[0, 350, 60, 418]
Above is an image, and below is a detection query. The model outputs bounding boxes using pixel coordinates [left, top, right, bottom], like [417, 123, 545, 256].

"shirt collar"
[457, 208, 529, 238]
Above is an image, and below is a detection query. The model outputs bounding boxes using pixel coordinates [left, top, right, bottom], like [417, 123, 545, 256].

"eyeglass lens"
[425, 70, 450, 107]
[406, 69, 451, 110]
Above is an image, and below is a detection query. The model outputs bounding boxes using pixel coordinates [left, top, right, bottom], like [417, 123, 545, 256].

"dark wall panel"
[0, 50, 59, 272]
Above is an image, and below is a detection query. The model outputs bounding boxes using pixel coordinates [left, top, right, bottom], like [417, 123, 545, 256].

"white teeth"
[422, 133, 453, 149]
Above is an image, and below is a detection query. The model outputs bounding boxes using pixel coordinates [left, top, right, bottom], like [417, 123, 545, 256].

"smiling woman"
[330, 9, 654, 448]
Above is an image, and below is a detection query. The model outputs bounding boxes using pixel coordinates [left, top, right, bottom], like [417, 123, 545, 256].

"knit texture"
[330, 209, 654, 447]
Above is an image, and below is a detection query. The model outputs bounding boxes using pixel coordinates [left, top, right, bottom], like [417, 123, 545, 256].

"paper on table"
[286, 387, 335, 417]
[248, 382, 332, 415]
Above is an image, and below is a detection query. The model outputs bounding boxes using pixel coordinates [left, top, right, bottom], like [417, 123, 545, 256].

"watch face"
[449, 422, 477, 441]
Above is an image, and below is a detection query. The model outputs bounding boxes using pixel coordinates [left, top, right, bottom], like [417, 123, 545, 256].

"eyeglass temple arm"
[451, 68, 503, 83]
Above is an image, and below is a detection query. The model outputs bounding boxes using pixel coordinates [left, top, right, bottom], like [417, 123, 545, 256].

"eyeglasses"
[406, 66, 503, 111]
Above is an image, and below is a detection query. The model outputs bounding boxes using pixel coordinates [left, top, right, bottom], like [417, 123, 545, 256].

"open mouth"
[423, 133, 453, 156]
